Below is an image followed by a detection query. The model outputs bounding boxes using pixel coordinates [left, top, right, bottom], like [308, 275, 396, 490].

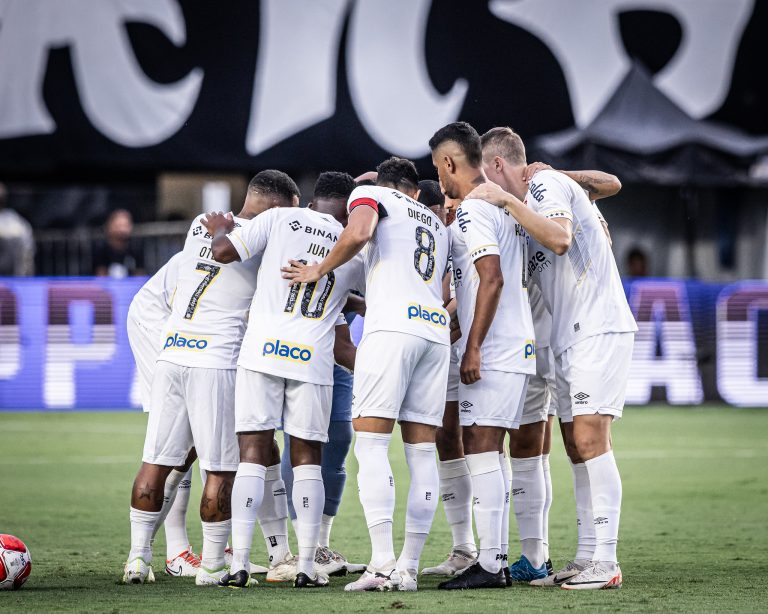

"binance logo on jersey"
[407, 303, 448, 328]
[524, 340, 536, 359]
[164, 332, 209, 350]
[262, 339, 313, 363]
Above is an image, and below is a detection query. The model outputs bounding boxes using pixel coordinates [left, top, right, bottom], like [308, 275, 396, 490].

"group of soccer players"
[123, 121, 637, 592]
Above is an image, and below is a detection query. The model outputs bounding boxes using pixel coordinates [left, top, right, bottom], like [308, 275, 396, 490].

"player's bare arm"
[343, 293, 366, 316]
[461, 254, 504, 386]
[523, 162, 621, 200]
[333, 323, 357, 371]
[282, 205, 378, 284]
[202, 212, 239, 263]
[466, 182, 572, 255]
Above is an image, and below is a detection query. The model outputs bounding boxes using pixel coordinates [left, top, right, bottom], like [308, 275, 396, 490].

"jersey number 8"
[414, 226, 436, 281]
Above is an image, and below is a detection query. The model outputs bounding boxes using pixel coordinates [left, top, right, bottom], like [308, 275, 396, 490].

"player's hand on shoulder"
[202, 211, 235, 236]
[523, 162, 553, 183]
[465, 181, 509, 209]
[281, 259, 323, 285]
[460, 346, 482, 385]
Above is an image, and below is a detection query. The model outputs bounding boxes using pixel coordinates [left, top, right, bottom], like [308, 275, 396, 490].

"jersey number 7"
[184, 262, 221, 319]
[284, 259, 336, 319]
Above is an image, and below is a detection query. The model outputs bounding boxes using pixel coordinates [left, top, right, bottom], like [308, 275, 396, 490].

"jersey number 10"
[284, 259, 336, 319]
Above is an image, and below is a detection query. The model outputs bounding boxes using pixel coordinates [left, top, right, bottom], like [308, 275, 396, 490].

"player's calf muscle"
[200, 473, 234, 521]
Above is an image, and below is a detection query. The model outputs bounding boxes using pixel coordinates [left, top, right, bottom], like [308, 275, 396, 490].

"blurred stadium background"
[1, 0, 767, 410]
[1, 0, 768, 610]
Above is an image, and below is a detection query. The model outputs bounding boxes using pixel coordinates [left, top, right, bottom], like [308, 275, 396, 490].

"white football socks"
[164, 468, 193, 560]
[466, 451, 504, 573]
[511, 455, 546, 568]
[230, 462, 266, 573]
[585, 450, 622, 563]
[355, 431, 396, 569]
[499, 453, 512, 566]
[570, 460, 596, 562]
[292, 464, 324, 577]
[201, 519, 230, 571]
[257, 463, 291, 566]
[437, 458, 476, 554]
[542, 453, 552, 561]
[129, 507, 159, 562]
[398, 442, 439, 574]
[318, 514, 334, 548]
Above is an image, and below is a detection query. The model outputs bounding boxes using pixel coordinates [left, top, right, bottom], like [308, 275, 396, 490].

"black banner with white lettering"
[1, 0, 766, 177]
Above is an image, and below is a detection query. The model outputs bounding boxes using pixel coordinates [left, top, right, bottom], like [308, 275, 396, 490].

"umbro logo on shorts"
[460, 401, 473, 409]
[289, 220, 302, 231]
[594, 516, 609, 526]
[574, 392, 590, 401]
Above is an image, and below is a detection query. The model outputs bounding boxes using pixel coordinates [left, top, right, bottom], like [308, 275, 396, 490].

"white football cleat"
[530, 559, 589, 587]
[561, 561, 622, 590]
[224, 547, 269, 574]
[195, 565, 228, 586]
[397, 568, 418, 591]
[314, 546, 346, 576]
[165, 549, 201, 577]
[266, 553, 298, 583]
[122, 557, 156, 584]
[421, 549, 476, 576]
[344, 563, 401, 592]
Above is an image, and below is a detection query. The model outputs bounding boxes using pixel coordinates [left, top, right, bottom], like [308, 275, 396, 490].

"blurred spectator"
[626, 246, 649, 277]
[0, 183, 35, 276]
[93, 209, 144, 278]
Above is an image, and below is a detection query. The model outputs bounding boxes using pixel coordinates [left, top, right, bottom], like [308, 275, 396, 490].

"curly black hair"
[376, 156, 419, 192]
[313, 171, 356, 200]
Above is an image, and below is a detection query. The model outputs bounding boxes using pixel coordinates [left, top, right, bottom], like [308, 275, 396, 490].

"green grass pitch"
[1, 405, 767, 613]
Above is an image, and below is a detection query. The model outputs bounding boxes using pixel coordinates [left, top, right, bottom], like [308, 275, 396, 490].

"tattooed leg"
[131, 462, 174, 511]
[200, 471, 235, 522]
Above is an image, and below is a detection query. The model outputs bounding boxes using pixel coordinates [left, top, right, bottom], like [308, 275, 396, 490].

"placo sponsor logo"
[262, 339, 313, 363]
[524, 340, 536, 359]
[164, 332, 209, 351]
[407, 303, 448, 328]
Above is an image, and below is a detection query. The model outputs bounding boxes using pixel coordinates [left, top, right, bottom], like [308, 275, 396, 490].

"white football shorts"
[352, 331, 450, 426]
[235, 367, 333, 442]
[446, 344, 460, 403]
[127, 315, 162, 413]
[458, 371, 529, 430]
[143, 361, 239, 472]
[520, 345, 557, 426]
[555, 332, 635, 423]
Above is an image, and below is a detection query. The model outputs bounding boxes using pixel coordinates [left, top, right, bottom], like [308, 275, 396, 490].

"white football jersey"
[526, 170, 637, 356]
[127, 252, 181, 335]
[227, 207, 364, 386]
[451, 198, 536, 374]
[347, 185, 450, 345]
[528, 282, 551, 351]
[158, 215, 260, 369]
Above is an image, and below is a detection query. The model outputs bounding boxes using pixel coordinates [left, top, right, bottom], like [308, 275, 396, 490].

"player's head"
[310, 171, 356, 226]
[417, 179, 446, 224]
[428, 121, 483, 200]
[439, 180, 460, 227]
[480, 126, 528, 199]
[355, 171, 378, 186]
[244, 169, 300, 216]
[375, 157, 420, 198]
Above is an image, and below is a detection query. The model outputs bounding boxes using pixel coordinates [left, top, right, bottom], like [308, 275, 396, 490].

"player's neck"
[456, 167, 488, 200]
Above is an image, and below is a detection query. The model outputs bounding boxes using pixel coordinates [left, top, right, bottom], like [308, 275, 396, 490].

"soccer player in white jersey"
[417, 180, 478, 577]
[127, 253, 203, 577]
[122, 170, 300, 586]
[427, 122, 536, 590]
[468, 127, 637, 590]
[482, 145, 624, 584]
[283, 157, 451, 592]
[204, 200, 363, 589]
